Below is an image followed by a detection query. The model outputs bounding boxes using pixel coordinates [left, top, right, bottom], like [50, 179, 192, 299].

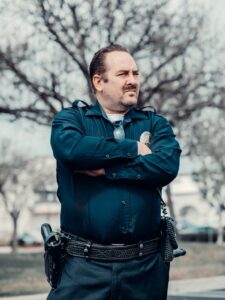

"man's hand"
[137, 141, 152, 156]
[74, 168, 105, 177]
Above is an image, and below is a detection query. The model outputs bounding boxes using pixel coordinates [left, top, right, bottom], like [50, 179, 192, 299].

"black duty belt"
[65, 235, 160, 261]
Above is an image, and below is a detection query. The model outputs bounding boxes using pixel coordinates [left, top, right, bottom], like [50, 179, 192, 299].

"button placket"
[120, 198, 129, 234]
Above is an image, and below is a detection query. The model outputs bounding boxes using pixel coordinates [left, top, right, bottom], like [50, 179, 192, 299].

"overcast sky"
[1, 0, 225, 159]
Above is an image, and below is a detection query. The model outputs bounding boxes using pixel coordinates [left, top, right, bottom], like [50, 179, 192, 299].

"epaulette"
[139, 105, 156, 113]
[72, 99, 90, 108]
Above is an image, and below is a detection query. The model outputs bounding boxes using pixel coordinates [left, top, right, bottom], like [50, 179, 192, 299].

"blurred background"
[0, 0, 225, 298]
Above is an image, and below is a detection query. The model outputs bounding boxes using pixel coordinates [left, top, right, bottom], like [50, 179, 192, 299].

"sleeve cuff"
[117, 139, 138, 159]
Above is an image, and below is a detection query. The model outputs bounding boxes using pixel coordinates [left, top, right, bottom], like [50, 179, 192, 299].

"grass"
[170, 242, 225, 280]
[0, 242, 225, 296]
[0, 251, 49, 296]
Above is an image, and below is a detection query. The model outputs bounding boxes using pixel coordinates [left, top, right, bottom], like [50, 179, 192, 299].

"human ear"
[92, 74, 103, 92]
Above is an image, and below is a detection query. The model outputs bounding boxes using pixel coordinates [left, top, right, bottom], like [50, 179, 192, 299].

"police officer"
[48, 44, 181, 300]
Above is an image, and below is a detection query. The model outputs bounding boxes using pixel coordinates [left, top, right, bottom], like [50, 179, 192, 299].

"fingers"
[74, 169, 105, 177]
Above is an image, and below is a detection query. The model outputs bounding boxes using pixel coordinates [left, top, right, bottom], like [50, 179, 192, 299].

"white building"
[169, 157, 217, 227]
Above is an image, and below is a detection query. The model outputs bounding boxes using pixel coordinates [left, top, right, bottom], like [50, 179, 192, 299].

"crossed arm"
[76, 142, 151, 177]
[51, 108, 181, 187]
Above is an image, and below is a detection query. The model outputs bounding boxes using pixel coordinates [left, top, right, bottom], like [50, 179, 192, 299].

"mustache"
[123, 84, 137, 92]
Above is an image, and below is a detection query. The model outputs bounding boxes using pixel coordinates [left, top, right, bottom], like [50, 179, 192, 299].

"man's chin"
[122, 97, 138, 108]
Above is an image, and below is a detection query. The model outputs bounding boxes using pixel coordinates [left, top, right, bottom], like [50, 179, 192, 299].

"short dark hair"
[89, 44, 129, 92]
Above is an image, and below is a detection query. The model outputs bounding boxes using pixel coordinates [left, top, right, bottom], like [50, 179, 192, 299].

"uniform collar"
[85, 101, 148, 123]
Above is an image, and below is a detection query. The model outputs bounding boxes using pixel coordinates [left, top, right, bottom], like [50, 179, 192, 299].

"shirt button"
[137, 174, 141, 179]
[112, 173, 117, 177]
[121, 201, 126, 205]
[106, 154, 110, 158]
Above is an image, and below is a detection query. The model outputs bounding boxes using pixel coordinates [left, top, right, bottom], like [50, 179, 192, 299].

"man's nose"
[127, 73, 138, 85]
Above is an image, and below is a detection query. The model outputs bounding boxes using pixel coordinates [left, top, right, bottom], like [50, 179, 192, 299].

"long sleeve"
[50, 107, 138, 170]
[105, 115, 181, 187]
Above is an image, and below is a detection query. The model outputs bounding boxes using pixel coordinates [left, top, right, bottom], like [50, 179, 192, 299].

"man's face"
[96, 51, 140, 113]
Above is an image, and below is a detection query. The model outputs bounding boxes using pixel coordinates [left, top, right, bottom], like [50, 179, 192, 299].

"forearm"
[51, 109, 138, 170]
[105, 147, 181, 187]
[105, 115, 182, 187]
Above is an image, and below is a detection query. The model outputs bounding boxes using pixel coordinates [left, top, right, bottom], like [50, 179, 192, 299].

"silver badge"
[140, 131, 151, 146]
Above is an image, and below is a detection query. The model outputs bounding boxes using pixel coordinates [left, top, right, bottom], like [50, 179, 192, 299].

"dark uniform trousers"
[47, 252, 169, 300]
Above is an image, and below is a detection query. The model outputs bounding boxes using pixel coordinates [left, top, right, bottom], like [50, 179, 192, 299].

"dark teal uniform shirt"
[51, 101, 181, 245]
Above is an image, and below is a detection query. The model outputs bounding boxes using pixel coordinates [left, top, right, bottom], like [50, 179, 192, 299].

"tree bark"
[166, 184, 176, 219]
[11, 214, 19, 254]
[165, 184, 180, 238]
[217, 208, 224, 245]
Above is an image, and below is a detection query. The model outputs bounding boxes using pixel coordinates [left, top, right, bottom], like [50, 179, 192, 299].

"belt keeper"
[139, 241, 144, 257]
[84, 241, 92, 258]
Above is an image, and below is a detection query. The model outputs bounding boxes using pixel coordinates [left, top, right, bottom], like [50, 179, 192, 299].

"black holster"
[41, 223, 67, 288]
[160, 216, 178, 262]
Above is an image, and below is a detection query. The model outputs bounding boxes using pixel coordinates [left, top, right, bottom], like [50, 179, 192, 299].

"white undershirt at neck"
[106, 114, 124, 123]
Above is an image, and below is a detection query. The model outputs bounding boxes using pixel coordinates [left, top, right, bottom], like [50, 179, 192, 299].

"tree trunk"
[165, 184, 180, 238]
[217, 209, 224, 245]
[166, 185, 176, 219]
[11, 214, 19, 253]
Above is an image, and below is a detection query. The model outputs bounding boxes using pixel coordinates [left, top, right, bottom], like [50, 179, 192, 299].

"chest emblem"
[140, 131, 151, 146]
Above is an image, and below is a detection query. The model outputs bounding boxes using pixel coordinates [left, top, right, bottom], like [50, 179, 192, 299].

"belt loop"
[84, 241, 92, 258]
[139, 241, 144, 257]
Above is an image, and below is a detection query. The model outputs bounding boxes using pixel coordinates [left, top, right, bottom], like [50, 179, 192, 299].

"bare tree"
[0, 0, 224, 125]
[186, 109, 225, 244]
[0, 140, 33, 253]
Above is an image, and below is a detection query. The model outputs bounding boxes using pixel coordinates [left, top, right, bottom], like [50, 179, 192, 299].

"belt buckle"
[111, 243, 125, 246]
